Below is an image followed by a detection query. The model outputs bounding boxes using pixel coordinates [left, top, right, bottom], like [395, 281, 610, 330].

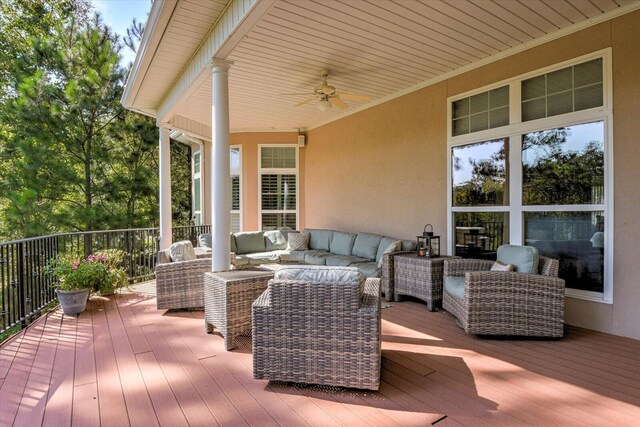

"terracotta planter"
[56, 288, 90, 316]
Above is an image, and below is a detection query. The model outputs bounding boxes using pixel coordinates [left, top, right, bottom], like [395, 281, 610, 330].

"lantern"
[416, 224, 440, 258]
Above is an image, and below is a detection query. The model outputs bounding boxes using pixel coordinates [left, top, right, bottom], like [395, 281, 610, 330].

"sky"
[92, 0, 151, 67]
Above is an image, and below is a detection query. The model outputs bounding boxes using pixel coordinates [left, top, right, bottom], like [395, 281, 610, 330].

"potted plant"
[47, 250, 129, 315]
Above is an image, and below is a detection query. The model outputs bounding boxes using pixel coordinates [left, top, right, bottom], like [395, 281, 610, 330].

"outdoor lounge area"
[2, 0, 640, 425]
[1, 284, 639, 426]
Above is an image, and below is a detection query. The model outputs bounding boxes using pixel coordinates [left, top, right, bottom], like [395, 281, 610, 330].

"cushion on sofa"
[326, 255, 370, 267]
[400, 240, 417, 252]
[377, 240, 401, 268]
[444, 276, 465, 300]
[497, 245, 539, 274]
[234, 255, 251, 267]
[230, 234, 237, 253]
[275, 265, 363, 286]
[264, 230, 293, 251]
[287, 232, 310, 251]
[244, 251, 281, 264]
[158, 249, 172, 264]
[376, 237, 404, 263]
[305, 251, 333, 265]
[235, 231, 266, 254]
[276, 249, 308, 262]
[198, 233, 237, 254]
[169, 241, 197, 262]
[355, 261, 382, 278]
[352, 233, 383, 260]
[330, 231, 357, 256]
[305, 229, 334, 251]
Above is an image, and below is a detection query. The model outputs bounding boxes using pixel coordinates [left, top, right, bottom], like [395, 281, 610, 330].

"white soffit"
[127, 0, 231, 115]
[169, 0, 640, 132]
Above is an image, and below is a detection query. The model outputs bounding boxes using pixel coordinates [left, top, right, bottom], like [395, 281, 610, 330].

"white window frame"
[230, 145, 243, 232]
[447, 48, 614, 304]
[258, 144, 299, 231]
[192, 147, 203, 225]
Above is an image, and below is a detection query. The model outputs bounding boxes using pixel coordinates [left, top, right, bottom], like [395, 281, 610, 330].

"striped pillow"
[287, 232, 310, 251]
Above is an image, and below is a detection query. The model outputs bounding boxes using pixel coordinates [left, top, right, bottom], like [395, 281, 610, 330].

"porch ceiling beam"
[156, 0, 276, 125]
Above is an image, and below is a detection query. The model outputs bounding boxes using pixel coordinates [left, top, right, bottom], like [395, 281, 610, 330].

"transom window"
[448, 50, 612, 303]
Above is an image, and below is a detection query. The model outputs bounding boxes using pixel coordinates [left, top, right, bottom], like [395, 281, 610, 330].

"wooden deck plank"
[41, 309, 78, 426]
[103, 297, 160, 427]
[72, 382, 100, 427]
[13, 311, 61, 426]
[2, 286, 640, 427]
[136, 350, 190, 427]
[91, 299, 131, 427]
[0, 312, 47, 426]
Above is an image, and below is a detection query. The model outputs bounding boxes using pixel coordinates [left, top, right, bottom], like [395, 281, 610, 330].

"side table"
[393, 254, 458, 311]
[204, 269, 274, 350]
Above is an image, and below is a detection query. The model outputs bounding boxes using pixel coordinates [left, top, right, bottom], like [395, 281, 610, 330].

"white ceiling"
[168, 0, 638, 132]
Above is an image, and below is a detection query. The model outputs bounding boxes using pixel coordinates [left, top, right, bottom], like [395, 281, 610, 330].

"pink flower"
[88, 255, 95, 262]
[72, 261, 80, 270]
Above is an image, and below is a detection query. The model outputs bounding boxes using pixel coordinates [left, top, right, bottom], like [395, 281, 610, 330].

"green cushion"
[352, 233, 383, 260]
[234, 231, 266, 254]
[264, 230, 293, 251]
[230, 234, 237, 253]
[326, 255, 370, 267]
[198, 233, 237, 254]
[355, 261, 382, 278]
[329, 231, 357, 256]
[305, 229, 334, 251]
[244, 251, 281, 265]
[304, 250, 333, 265]
[277, 250, 308, 262]
[497, 245, 539, 274]
[234, 255, 251, 267]
[376, 237, 402, 263]
[444, 276, 466, 300]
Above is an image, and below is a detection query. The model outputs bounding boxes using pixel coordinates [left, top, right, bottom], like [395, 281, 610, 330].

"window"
[452, 86, 509, 136]
[230, 146, 242, 232]
[259, 145, 298, 230]
[448, 50, 612, 303]
[192, 151, 202, 225]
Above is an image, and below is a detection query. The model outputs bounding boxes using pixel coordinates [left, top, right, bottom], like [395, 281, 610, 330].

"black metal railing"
[0, 225, 211, 336]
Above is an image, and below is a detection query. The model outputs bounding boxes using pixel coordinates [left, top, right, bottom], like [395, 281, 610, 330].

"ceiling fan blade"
[295, 98, 315, 107]
[280, 92, 315, 96]
[330, 97, 349, 110]
[337, 92, 372, 102]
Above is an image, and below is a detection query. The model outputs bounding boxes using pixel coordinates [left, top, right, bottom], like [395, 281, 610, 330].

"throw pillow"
[491, 261, 515, 272]
[287, 232, 310, 251]
[378, 240, 401, 268]
[169, 240, 197, 262]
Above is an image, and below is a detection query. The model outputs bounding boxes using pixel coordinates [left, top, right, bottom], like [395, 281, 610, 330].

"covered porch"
[1, 287, 639, 426]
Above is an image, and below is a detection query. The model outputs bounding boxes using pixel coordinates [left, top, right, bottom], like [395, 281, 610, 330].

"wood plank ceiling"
[171, 0, 638, 132]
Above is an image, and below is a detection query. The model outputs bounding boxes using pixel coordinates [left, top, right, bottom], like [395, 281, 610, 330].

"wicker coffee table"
[394, 254, 457, 311]
[204, 269, 274, 350]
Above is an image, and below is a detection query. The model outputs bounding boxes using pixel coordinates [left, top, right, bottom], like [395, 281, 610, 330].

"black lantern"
[416, 224, 440, 258]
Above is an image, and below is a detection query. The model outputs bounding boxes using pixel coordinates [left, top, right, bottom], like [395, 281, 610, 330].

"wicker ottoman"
[393, 254, 457, 311]
[204, 269, 274, 350]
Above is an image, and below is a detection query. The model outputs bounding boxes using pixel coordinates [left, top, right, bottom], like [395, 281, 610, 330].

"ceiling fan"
[281, 70, 372, 112]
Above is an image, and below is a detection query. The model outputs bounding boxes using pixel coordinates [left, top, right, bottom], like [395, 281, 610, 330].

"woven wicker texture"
[252, 277, 381, 390]
[155, 257, 212, 310]
[204, 269, 274, 351]
[442, 256, 565, 337]
[393, 254, 458, 311]
[381, 251, 415, 302]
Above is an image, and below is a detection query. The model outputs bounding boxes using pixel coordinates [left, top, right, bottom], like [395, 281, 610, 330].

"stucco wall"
[304, 11, 640, 339]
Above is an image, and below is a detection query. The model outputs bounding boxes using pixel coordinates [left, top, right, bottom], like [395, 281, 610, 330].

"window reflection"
[525, 211, 604, 292]
[452, 139, 508, 206]
[454, 212, 509, 260]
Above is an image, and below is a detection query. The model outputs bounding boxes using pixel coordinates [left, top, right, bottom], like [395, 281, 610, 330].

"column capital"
[210, 58, 234, 73]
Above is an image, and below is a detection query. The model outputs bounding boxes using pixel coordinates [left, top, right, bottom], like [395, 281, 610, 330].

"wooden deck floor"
[1, 284, 639, 427]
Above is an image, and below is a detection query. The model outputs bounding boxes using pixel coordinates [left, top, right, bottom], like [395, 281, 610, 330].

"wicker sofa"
[199, 228, 417, 301]
[252, 265, 381, 390]
[442, 245, 565, 337]
[155, 244, 212, 310]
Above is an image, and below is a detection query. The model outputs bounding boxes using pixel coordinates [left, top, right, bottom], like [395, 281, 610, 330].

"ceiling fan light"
[318, 99, 332, 112]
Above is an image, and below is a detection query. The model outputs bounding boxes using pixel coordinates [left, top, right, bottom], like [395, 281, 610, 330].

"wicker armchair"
[252, 266, 381, 390]
[155, 248, 212, 310]
[443, 250, 565, 337]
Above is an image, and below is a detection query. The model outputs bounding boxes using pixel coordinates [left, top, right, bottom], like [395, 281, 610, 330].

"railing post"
[17, 242, 27, 329]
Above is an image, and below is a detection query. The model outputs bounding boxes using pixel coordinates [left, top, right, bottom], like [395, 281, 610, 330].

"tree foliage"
[0, 0, 192, 241]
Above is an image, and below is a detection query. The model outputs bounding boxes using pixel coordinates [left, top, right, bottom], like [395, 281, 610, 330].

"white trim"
[257, 144, 299, 231]
[192, 148, 203, 225]
[304, 4, 638, 132]
[230, 144, 243, 232]
[446, 52, 614, 304]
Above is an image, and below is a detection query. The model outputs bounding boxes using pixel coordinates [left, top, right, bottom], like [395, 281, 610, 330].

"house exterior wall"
[213, 132, 303, 231]
[304, 11, 640, 339]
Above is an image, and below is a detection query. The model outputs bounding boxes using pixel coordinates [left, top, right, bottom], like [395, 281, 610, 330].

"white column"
[159, 127, 172, 249]
[210, 59, 234, 271]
